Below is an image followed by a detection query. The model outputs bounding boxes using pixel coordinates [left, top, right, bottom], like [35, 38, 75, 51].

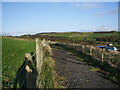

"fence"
[6, 38, 53, 88]
[7, 52, 36, 88]
[57, 43, 120, 70]
[2, 36, 34, 41]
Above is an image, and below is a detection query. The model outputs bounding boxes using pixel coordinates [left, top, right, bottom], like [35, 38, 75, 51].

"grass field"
[40, 32, 120, 49]
[2, 37, 35, 87]
[45, 32, 119, 40]
[19, 31, 120, 49]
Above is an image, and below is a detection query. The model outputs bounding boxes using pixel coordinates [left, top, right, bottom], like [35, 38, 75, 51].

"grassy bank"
[40, 55, 64, 88]
[39, 40, 59, 88]
[2, 37, 35, 87]
[40, 56, 56, 88]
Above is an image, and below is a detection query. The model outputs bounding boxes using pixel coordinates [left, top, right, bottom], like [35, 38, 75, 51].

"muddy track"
[52, 47, 119, 88]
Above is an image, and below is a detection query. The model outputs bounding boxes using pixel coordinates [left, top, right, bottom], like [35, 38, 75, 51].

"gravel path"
[52, 48, 119, 88]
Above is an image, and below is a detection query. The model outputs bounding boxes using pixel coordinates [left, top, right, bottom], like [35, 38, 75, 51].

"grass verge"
[40, 55, 65, 88]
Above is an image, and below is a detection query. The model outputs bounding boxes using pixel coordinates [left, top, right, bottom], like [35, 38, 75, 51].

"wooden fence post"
[82, 45, 84, 53]
[25, 53, 33, 88]
[90, 46, 92, 56]
[101, 49, 104, 62]
[36, 38, 43, 88]
[36, 38, 41, 73]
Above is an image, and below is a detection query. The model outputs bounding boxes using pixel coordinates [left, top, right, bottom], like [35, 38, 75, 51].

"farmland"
[19, 31, 120, 50]
[41, 31, 119, 40]
[2, 31, 120, 88]
[2, 37, 35, 87]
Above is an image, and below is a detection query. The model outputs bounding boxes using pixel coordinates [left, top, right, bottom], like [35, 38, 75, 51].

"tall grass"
[40, 39, 58, 88]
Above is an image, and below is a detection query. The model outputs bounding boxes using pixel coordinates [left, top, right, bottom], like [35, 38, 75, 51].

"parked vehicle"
[96, 44, 117, 51]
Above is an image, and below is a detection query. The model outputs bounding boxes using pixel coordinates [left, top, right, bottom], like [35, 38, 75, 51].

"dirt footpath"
[52, 47, 119, 88]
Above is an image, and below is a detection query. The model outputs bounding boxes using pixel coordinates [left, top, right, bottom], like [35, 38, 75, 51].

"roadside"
[52, 45, 119, 88]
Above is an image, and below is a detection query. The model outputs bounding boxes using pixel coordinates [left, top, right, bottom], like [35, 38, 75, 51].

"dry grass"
[41, 39, 52, 56]
[40, 39, 59, 88]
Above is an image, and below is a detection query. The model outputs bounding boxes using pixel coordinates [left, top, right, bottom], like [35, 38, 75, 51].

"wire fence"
[6, 38, 47, 88]
[7, 51, 37, 88]
[5, 39, 120, 88]
[2, 38, 52, 89]
[59, 43, 120, 69]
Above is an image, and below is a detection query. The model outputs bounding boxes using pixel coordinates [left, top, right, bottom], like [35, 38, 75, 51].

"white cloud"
[78, 25, 117, 32]
[2, 32, 36, 36]
[96, 8, 118, 16]
[71, 2, 102, 9]
[90, 26, 117, 32]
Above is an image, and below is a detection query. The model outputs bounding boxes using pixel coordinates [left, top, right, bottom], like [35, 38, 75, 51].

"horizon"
[1, 30, 119, 36]
[2, 2, 118, 36]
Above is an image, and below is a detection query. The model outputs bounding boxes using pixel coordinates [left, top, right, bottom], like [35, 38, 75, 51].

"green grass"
[44, 32, 119, 40]
[40, 56, 65, 88]
[45, 32, 120, 49]
[41, 57, 54, 88]
[69, 32, 118, 41]
[47, 32, 76, 37]
[86, 32, 119, 40]
[89, 66, 100, 71]
[2, 37, 35, 87]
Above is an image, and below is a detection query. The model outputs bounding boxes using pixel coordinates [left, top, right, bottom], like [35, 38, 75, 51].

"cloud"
[71, 2, 102, 9]
[78, 25, 117, 32]
[90, 25, 117, 32]
[90, 28, 117, 32]
[2, 32, 36, 36]
[96, 8, 118, 16]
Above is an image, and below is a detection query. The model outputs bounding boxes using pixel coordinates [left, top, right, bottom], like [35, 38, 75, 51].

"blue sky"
[2, 2, 118, 35]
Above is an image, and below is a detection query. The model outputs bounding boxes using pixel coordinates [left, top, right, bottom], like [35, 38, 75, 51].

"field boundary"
[2, 36, 34, 41]
[6, 38, 56, 88]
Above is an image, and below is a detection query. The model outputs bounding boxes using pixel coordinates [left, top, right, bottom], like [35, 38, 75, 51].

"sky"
[2, 2, 118, 36]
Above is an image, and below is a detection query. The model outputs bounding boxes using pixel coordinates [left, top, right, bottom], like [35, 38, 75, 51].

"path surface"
[52, 47, 119, 88]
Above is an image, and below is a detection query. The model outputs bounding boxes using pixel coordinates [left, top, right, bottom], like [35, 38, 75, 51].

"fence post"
[36, 38, 41, 72]
[90, 46, 92, 56]
[25, 53, 33, 88]
[101, 49, 104, 62]
[36, 38, 43, 88]
[82, 45, 84, 53]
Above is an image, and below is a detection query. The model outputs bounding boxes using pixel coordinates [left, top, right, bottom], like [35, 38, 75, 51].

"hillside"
[18, 31, 120, 50]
